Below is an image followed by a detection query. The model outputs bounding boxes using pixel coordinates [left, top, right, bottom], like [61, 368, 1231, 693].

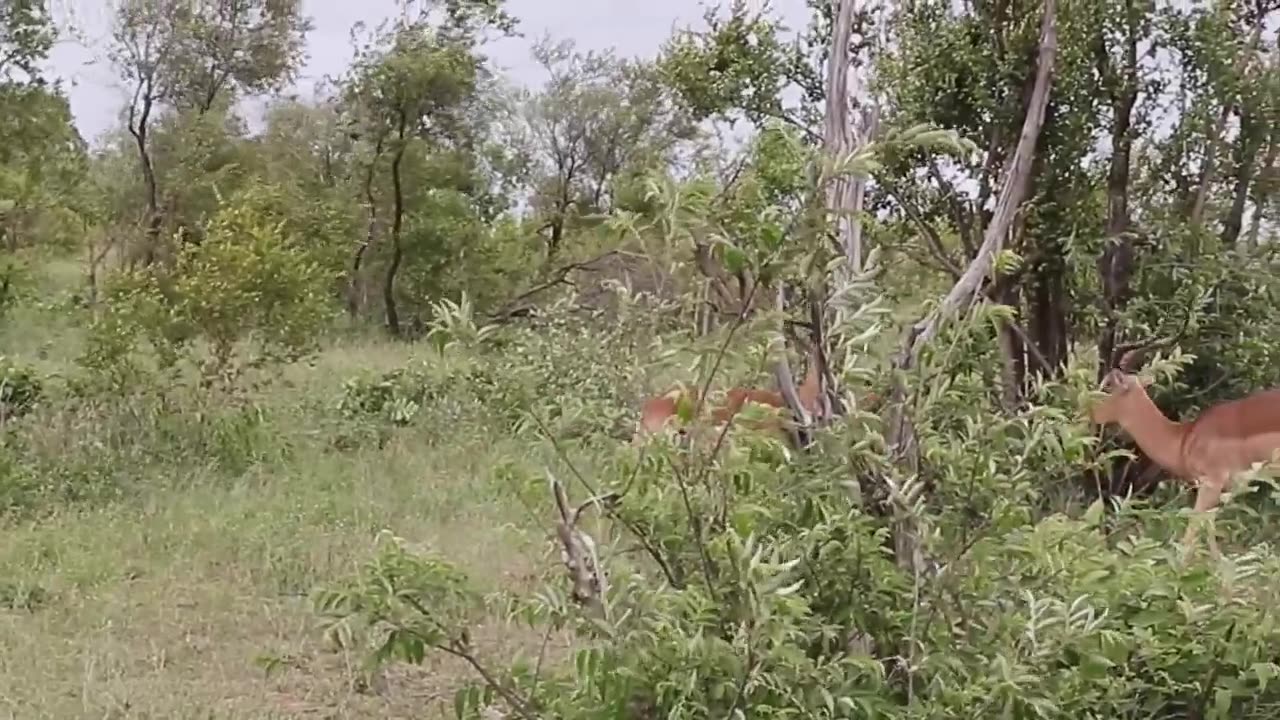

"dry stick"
[552, 477, 609, 617]
[528, 412, 682, 589]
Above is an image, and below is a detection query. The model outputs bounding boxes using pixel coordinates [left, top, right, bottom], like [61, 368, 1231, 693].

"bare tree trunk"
[884, 0, 1058, 572]
[384, 118, 408, 338]
[127, 87, 162, 267]
[823, 0, 878, 279]
[782, 0, 880, 439]
[351, 136, 385, 319]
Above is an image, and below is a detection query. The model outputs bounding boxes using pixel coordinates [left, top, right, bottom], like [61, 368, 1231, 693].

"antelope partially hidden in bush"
[632, 350, 825, 449]
[1090, 334, 1280, 557]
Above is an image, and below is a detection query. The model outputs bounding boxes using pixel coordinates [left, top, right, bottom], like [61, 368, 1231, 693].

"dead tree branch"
[550, 475, 611, 619]
[488, 250, 620, 320]
[884, 0, 1058, 571]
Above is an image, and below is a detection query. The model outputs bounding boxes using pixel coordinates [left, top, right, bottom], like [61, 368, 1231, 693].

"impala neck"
[1115, 390, 1188, 478]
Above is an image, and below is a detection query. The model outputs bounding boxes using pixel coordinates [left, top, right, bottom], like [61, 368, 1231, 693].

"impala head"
[1090, 366, 1153, 425]
[1092, 307, 1196, 426]
[1089, 325, 1179, 426]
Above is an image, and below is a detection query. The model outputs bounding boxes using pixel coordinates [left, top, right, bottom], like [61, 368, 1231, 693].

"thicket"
[1, 0, 1279, 716]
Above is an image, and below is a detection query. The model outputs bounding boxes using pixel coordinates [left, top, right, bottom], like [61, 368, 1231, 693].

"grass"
[0, 257, 569, 718]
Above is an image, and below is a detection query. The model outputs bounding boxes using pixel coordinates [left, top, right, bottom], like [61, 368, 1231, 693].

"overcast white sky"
[43, 0, 809, 145]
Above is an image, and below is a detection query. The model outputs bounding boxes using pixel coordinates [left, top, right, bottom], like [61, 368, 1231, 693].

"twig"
[529, 412, 683, 588]
[489, 250, 620, 320]
[436, 641, 541, 720]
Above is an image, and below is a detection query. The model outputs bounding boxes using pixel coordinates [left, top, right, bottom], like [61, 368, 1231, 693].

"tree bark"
[384, 116, 408, 337]
[884, 0, 1058, 572]
[823, 0, 877, 279]
[350, 135, 385, 319]
[126, 80, 162, 267]
[1094, 0, 1141, 380]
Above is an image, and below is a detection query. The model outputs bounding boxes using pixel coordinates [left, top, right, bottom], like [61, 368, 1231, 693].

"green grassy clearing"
[0, 258, 574, 718]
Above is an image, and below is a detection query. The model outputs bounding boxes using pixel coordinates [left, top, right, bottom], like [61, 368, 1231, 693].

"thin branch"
[436, 642, 540, 720]
[899, 0, 1057, 361]
[884, 183, 962, 279]
[489, 250, 620, 320]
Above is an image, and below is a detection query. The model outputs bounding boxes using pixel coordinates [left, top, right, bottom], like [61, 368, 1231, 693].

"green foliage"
[81, 184, 334, 385]
[0, 0, 54, 82]
[176, 189, 334, 372]
[109, 0, 311, 113]
[6, 0, 1280, 714]
[520, 36, 696, 257]
[313, 531, 480, 664]
[659, 4, 818, 131]
[0, 355, 41, 421]
[318, 317, 1280, 717]
[0, 84, 87, 251]
[337, 305, 642, 445]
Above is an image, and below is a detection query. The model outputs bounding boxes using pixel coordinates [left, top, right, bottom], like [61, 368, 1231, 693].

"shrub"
[0, 355, 42, 422]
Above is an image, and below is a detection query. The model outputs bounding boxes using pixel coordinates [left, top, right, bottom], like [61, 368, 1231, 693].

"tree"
[0, 0, 53, 83]
[0, 0, 83, 255]
[0, 86, 86, 251]
[522, 37, 696, 259]
[340, 0, 515, 336]
[108, 0, 310, 265]
[343, 24, 482, 336]
[165, 0, 310, 114]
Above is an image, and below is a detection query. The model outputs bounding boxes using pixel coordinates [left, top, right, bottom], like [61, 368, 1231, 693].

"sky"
[43, 0, 810, 146]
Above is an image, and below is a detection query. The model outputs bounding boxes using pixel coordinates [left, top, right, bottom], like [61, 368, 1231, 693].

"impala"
[632, 359, 823, 447]
[1090, 339, 1280, 557]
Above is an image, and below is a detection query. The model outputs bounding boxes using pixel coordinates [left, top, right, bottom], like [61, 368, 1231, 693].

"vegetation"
[1, 0, 1279, 716]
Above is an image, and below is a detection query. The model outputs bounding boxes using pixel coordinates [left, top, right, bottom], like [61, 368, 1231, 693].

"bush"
[313, 302, 1280, 719]
[0, 355, 42, 422]
[80, 184, 335, 388]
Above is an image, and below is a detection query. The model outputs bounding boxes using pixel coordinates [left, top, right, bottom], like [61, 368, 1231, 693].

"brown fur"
[632, 361, 823, 446]
[1091, 369, 1280, 556]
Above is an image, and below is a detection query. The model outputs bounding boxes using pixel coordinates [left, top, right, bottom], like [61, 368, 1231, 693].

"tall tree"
[108, 0, 310, 264]
[522, 37, 695, 259]
[341, 0, 514, 336]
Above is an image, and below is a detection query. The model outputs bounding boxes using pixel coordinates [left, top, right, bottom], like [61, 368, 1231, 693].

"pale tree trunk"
[779, 0, 882, 434]
[823, 0, 876, 279]
[884, 0, 1058, 573]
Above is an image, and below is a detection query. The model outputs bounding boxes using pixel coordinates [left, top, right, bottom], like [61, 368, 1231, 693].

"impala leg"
[1182, 478, 1224, 559]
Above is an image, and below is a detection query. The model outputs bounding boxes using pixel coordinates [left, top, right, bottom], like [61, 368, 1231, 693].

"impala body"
[633, 364, 822, 446]
[1091, 366, 1280, 556]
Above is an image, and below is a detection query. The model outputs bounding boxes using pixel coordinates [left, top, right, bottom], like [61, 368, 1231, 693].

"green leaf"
[718, 241, 748, 275]
[1210, 687, 1233, 719]
[1083, 498, 1105, 527]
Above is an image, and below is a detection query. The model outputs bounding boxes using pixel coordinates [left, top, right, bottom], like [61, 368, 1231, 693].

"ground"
[0, 258, 566, 718]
